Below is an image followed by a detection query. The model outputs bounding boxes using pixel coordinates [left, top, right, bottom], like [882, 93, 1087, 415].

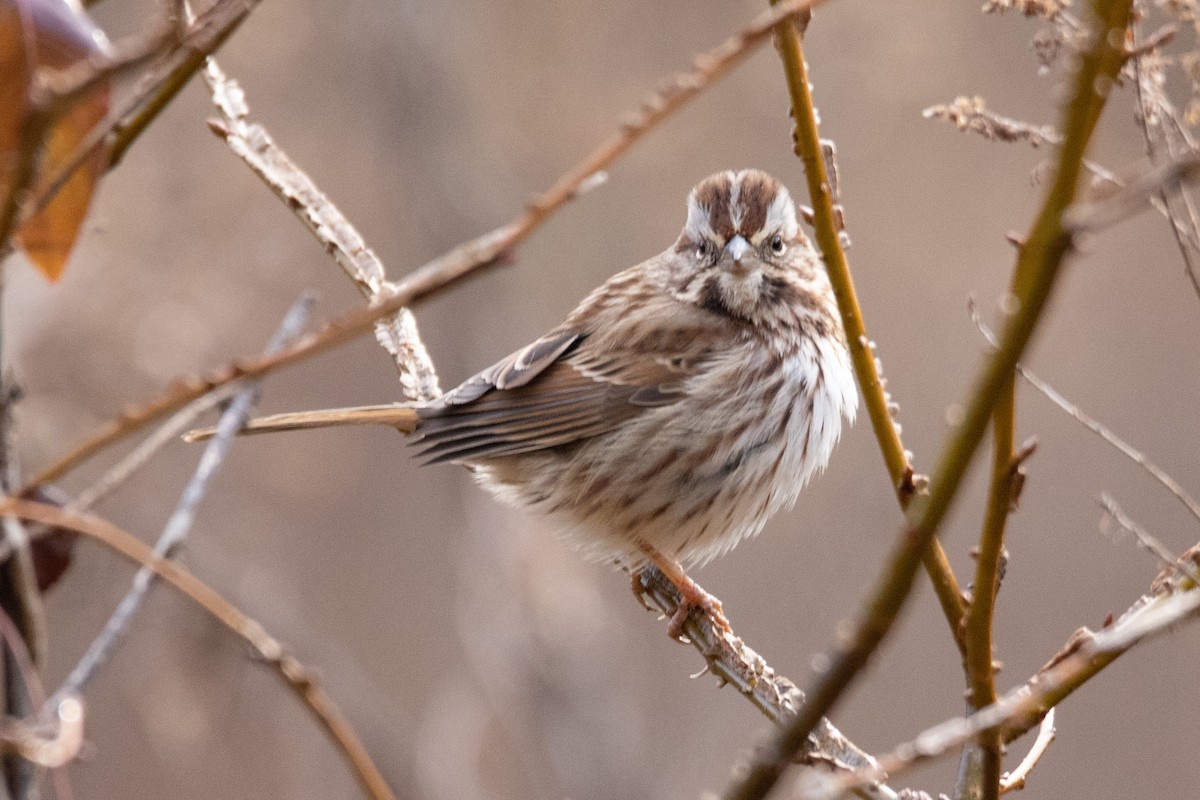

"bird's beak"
[722, 235, 753, 273]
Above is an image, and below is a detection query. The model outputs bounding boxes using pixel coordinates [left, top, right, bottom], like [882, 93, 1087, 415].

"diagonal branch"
[635, 569, 896, 800]
[971, 303, 1200, 525]
[53, 296, 311, 698]
[20, 0, 266, 224]
[202, 55, 441, 402]
[796, 572, 1200, 799]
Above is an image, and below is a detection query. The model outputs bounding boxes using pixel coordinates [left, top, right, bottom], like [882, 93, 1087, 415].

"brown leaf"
[0, 0, 111, 282]
[0, 1, 34, 213]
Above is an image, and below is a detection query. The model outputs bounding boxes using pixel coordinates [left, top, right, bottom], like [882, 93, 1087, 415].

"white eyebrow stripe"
[729, 170, 744, 230]
[765, 186, 799, 240]
[684, 193, 718, 242]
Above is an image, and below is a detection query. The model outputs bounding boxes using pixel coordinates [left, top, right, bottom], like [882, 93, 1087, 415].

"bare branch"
[635, 569, 893, 800]
[202, 57, 440, 401]
[1099, 494, 1200, 586]
[0, 499, 397, 800]
[971, 302, 1200, 525]
[998, 709, 1056, 794]
[797, 581, 1200, 800]
[68, 384, 240, 512]
[771, 0, 967, 653]
[53, 296, 312, 698]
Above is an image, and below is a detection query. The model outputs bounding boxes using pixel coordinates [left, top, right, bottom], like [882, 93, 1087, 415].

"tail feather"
[183, 404, 419, 443]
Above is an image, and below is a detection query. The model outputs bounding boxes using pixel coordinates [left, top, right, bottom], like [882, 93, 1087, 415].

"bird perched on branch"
[188, 169, 858, 639]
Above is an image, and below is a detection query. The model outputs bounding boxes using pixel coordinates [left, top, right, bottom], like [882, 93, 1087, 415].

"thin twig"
[998, 708, 1055, 794]
[724, 2, 1135, 797]
[202, 57, 440, 401]
[924, 96, 1060, 147]
[795, 578, 1200, 800]
[69, 384, 239, 513]
[53, 296, 312, 698]
[971, 302, 1200, 525]
[1099, 493, 1200, 586]
[768, 0, 968, 648]
[33, 22, 178, 103]
[0, 499, 397, 800]
[21, 0, 265, 222]
[1131, 24, 1200, 305]
[1063, 151, 1200, 231]
[27, 0, 828, 490]
[955, 383, 1020, 800]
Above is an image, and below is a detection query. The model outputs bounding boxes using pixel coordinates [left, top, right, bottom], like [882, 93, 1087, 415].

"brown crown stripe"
[691, 170, 782, 241]
[693, 172, 735, 239]
[736, 172, 778, 236]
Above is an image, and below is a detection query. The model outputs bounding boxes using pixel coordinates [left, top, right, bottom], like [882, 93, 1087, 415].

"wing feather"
[414, 320, 710, 464]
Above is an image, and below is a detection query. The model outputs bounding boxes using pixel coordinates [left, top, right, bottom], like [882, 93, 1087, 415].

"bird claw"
[667, 584, 732, 642]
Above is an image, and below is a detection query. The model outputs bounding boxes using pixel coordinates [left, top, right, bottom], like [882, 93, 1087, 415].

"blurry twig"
[998, 708, 1055, 794]
[202, 56, 440, 401]
[971, 301, 1200, 525]
[0, 696, 82, 770]
[1064, 151, 1200, 231]
[1132, 23, 1200, 305]
[69, 384, 240, 513]
[53, 296, 312, 698]
[27, 0, 827, 489]
[924, 96, 1059, 147]
[0, 499, 397, 800]
[725, 2, 1136, 797]
[1099, 494, 1200, 586]
[0, 384, 46, 672]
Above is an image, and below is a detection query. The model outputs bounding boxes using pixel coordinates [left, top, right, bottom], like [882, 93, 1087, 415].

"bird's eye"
[697, 240, 712, 258]
[769, 234, 785, 255]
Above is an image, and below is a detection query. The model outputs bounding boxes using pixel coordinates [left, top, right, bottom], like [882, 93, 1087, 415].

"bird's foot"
[666, 577, 731, 641]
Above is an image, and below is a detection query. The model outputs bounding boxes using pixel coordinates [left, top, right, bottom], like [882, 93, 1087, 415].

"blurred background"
[7, 0, 1200, 797]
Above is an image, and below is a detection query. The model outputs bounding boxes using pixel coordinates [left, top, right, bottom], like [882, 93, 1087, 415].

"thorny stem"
[724, 1, 1135, 798]
[768, 0, 968, 646]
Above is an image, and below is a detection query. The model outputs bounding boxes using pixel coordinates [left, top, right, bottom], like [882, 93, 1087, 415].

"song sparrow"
[188, 169, 858, 637]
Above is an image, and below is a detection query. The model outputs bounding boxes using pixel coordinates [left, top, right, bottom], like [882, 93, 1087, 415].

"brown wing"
[413, 326, 697, 464]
